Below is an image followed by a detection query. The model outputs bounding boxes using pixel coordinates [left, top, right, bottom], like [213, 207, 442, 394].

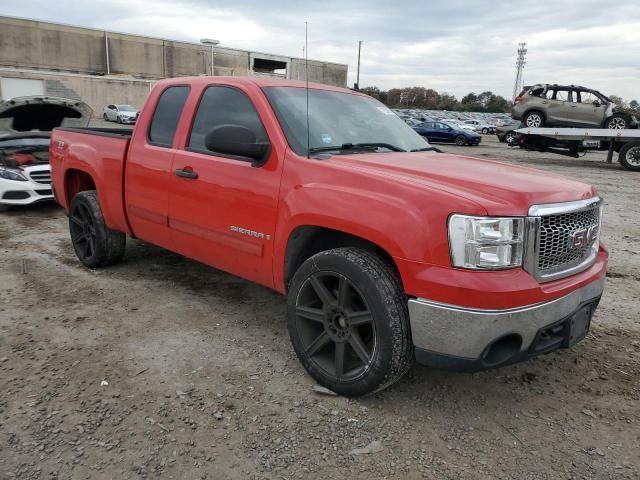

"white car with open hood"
[0, 96, 92, 211]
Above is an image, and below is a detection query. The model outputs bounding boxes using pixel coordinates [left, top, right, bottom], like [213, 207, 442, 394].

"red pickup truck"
[50, 77, 607, 396]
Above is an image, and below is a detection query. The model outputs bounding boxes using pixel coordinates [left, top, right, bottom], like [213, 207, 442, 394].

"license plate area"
[529, 301, 596, 355]
[567, 303, 593, 347]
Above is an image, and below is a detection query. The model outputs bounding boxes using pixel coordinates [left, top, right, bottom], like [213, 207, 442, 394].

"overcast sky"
[3, 0, 640, 100]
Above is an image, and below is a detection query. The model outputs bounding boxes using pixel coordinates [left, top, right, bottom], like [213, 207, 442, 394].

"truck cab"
[50, 77, 608, 396]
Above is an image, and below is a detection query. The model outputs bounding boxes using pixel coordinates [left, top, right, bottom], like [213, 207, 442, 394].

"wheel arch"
[283, 225, 402, 294]
[603, 112, 631, 128]
[64, 168, 96, 207]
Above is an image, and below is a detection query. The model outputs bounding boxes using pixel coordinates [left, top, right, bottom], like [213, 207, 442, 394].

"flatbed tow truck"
[515, 127, 640, 172]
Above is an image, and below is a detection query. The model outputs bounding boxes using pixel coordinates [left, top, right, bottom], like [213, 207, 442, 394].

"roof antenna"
[305, 21, 310, 159]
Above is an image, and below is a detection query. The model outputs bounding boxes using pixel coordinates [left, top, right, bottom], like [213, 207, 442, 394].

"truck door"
[168, 85, 283, 288]
[125, 85, 190, 250]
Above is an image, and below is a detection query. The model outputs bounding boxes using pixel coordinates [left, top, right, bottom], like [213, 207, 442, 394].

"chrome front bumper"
[408, 276, 605, 370]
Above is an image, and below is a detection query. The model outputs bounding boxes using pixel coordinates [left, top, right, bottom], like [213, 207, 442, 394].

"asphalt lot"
[1, 133, 638, 479]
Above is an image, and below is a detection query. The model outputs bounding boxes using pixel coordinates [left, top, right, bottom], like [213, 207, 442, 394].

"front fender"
[272, 182, 435, 292]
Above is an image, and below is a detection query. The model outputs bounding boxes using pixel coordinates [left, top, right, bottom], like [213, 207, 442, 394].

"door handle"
[175, 168, 198, 179]
[541, 101, 548, 104]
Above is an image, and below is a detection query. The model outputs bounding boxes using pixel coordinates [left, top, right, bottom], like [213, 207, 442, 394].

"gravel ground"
[0, 133, 638, 479]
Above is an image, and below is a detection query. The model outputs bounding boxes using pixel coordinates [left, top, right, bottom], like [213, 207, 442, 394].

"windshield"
[117, 105, 136, 111]
[263, 87, 430, 155]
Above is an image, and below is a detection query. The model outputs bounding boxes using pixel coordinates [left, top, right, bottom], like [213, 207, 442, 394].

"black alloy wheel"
[69, 201, 98, 263]
[294, 272, 376, 383]
[68, 190, 126, 268]
[287, 248, 414, 396]
[455, 135, 466, 146]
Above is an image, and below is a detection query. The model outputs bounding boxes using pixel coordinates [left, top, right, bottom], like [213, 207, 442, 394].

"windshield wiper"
[309, 142, 406, 154]
[410, 146, 442, 153]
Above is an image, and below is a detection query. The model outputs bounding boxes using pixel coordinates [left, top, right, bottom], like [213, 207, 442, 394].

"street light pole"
[200, 38, 220, 76]
[355, 40, 362, 91]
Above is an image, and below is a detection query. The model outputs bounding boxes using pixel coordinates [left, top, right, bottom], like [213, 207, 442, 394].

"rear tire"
[0, 204, 8, 212]
[69, 190, 126, 268]
[103, 113, 108, 121]
[523, 111, 544, 128]
[287, 247, 413, 397]
[505, 131, 517, 144]
[618, 142, 640, 171]
[482, 128, 488, 134]
[455, 135, 466, 146]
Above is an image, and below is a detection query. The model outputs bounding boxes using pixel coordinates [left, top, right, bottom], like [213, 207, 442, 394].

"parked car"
[496, 120, 522, 144]
[51, 76, 606, 396]
[0, 96, 92, 211]
[413, 121, 481, 146]
[103, 104, 139, 124]
[512, 84, 638, 129]
[464, 120, 495, 134]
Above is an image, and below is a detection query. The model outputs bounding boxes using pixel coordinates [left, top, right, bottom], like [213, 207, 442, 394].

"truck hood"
[0, 96, 92, 137]
[330, 152, 597, 216]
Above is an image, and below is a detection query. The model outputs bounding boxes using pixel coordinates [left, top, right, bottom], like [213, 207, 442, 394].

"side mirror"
[205, 124, 271, 167]
[447, 127, 453, 131]
[593, 101, 601, 107]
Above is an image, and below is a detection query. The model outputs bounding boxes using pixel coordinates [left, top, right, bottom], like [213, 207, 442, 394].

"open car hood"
[0, 96, 92, 137]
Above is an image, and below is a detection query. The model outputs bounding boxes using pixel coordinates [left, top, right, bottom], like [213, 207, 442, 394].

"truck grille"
[526, 198, 602, 282]
[28, 170, 51, 185]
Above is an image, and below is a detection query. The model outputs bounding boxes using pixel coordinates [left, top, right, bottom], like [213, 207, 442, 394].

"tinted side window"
[148, 86, 190, 147]
[188, 86, 268, 152]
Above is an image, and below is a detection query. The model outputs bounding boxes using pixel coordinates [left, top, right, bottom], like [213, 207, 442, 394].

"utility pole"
[512, 42, 527, 100]
[355, 40, 362, 91]
[200, 38, 220, 76]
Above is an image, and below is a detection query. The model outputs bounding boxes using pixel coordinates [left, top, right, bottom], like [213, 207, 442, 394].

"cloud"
[3, 0, 639, 100]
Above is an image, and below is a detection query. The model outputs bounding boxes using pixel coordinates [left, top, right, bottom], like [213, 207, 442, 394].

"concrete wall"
[0, 68, 154, 115]
[0, 16, 348, 86]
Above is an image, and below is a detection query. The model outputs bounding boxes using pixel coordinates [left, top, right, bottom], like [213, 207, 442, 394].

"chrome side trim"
[528, 196, 601, 216]
[408, 276, 605, 360]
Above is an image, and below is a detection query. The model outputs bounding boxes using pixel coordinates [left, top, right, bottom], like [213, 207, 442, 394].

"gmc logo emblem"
[570, 225, 598, 249]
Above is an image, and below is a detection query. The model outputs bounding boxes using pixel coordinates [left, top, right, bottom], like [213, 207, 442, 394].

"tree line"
[359, 86, 512, 113]
[359, 86, 639, 114]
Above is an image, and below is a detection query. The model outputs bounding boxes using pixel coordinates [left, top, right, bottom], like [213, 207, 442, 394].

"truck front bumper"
[408, 276, 605, 371]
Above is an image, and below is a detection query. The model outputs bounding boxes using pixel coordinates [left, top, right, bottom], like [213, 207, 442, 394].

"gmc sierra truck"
[50, 77, 608, 396]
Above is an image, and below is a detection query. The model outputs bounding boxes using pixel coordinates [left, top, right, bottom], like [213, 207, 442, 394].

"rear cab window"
[148, 86, 190, 147]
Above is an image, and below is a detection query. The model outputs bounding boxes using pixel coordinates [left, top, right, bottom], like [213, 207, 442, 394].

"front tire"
[455, 135, 466, 146]
[482, 128, 488, 134]
[505, 131, 517, 144]
[524, 111, 544, 128]
[606, 114, 628, 129]
[69, 190, 126, 268]
[103, 113, 108, 121]
[287, 247, 413, 397]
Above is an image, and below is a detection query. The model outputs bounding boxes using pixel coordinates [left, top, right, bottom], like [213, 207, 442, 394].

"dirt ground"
[1, 135, 638, 479]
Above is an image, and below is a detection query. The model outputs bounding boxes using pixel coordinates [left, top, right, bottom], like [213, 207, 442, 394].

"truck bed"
[50, 126, 132, 234]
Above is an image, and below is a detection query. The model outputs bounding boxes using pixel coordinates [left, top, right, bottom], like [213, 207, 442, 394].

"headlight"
[448, 215, 524, 269]
[0, 167, 28, 182]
